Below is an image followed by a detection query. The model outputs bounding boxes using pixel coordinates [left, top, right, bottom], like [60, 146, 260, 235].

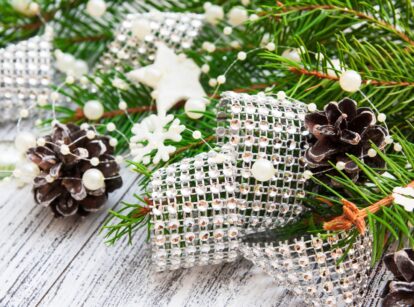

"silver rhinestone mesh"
[217, 92, 309, 233]
[240, 231, 372, 306]
[150, 146, 240, 271]
[97, 12, 204, 72]
[0, 33, 53, 122]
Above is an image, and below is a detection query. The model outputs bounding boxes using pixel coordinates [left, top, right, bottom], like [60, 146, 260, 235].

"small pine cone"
[304, 98, 388, 185]
[27, 123, 123, 217]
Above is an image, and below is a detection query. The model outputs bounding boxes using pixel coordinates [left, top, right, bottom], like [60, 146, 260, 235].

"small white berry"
[86, 130, 96, 139]
[241, 0, 250, 5]
[201, 64, 210, 74]
[339, 70, 362, 92]
[20, 108, 29, 118]
[46, 175, 55, 183]
[307, 103, 317, 112]
[192, 130, 202, 139]
[367, 148, 377, 158]
[230, 40, 241, 49]
[385, 135, 393, 144]
[394, 143, 402, 152]
[115, 155, 124, 164]
[118, 101, 127, 111]
[249, 14, 259, 22]
[237, 51, 247, 61]
[37, 138, 46, 146]
[223, 27, 233, 35]
[65, 75, 75, 84]
[106, 122, 116, 132]
[336, 161, 346, 171]
[303, 170, 313, 180]
[217, 75, 226, 84]
[60, 144, 70, 155]
[109, 137, 118, 147]
[206, 43, 216, 53]
[80, 123, 90, 130]
[90, 157, 100, 166]
[209, 78, 217, 87]
[377, 113, 386, 122]
[266, 42, 276, 51]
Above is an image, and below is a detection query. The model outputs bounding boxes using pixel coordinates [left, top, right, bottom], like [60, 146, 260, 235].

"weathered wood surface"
[0, 122, 384, 307]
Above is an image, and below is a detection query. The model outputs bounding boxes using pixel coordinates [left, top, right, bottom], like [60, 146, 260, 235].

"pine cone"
[382, 249, 414, 307]
[27, 123, 123, 217]
[304, 98, 388, 185]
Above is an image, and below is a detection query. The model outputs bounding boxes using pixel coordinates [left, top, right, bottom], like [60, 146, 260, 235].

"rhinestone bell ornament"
[0, 29, 53, 122]
[97, 12, 204, 72]
[240, 230, 373, 306]
[216, 92, 309, 233]
[150, 146, 240, 271]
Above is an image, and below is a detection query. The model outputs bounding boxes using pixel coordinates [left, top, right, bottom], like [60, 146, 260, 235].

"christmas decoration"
[217, 92, 309, 231]
[127, 43, 207, 116]
[240, 230, 373, 306]
[27, 123, 123, 217]
[97, 12, 204, 72]
[304, 98, 388, 185]
[130, 114, 185, 165]
[10, 0, 40, 17]
[86, 0, 107, 18]
[392, 186, 414, 212]
[382, 249, 414, 307]
[54, 50, 89, 79]
[0, 30, 53, 122]
[150, 146, 239, 271]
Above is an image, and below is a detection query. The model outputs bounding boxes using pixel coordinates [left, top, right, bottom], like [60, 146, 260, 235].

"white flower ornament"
[130, 114, 185, 165]
[393, 186, 414, 212]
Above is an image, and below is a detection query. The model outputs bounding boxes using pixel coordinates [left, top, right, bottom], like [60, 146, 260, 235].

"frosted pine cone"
[27, 123, 123, 217]
[304, 98, 388, 185]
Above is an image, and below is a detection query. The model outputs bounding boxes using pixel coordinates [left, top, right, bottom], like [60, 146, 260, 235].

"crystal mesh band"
[216, 92, 309, 233]
[97, 12, 204, 72]
[240, 231, 372, 306]
[150, 147, 240, 271]
[0, 33, 52, 122]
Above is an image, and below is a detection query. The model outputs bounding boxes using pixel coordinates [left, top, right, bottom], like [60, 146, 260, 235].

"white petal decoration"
[127, 43, 206, 116]
[393, 186, 414, 212]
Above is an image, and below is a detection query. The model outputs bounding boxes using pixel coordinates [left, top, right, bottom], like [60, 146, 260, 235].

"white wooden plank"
[0, 165, 138, 306]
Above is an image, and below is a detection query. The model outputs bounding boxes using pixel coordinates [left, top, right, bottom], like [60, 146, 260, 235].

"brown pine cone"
[304, 98, 388, 185]
[27, 123, 123, 217]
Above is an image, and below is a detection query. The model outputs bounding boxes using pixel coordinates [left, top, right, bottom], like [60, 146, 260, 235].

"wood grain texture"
[0, 121, 383, 307]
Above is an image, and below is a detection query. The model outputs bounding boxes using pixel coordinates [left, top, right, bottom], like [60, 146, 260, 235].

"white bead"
[203, 42, 215, 53]
[249, 14, 259, 21]
[86, 130, 96, 139]
[303, 170, 313, 180]
[217, 75, 226, 84]
[112, 78, 128, 90]
[72, 60, 88, 79]
[276, 91, 286, 100]
[106, 123, 116, 132]
[377, 113, 386, 122]
[82, 168, 105, 190]
[307, 103, 317, 112]
[209, 78, 217, 87]
[185, 98, 207, 119]
[282, 49, 301, 62]
[83, 100, 104, 120]
[339, 70, 362, 92]
[65, 75, 75, 84]
[367, 148, 377, 158]
[394, 143, 402, 152]
[46, 174, 55, 183]
[118, 101, 127, 110]
[228, 7, 248, 27]
[60, 144, 70, 155]
[223, 27, 233, 35]
[385, 135, 393, 144]
[336, 161, 346, 171]
[230, 40, 241, 49]
[131, 19, 152, 40]
[90, 157, 100, 166]
[10, 0, 39, 16]
[37, 94, 48, 106]
[15, 132, 36, 153]
[241, 0, 250, 5]
[201, 64, 210, 74]
[251, 159, 275, 182]
[29, 2, 39, 14]
[37, 137, 46, 146]
[192, 130, 202, 139]
[20, 109, 29, 118]
[237, 51, 247, 61]
[266, 42, 276, 51]
[115, 155, 124, 164]
[204, 4, 224, 24]
[203, 2, 212, 10]
[109, 138, 118, 147]
[80, 123, 90, 130]
[86, 0, 106, 18]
